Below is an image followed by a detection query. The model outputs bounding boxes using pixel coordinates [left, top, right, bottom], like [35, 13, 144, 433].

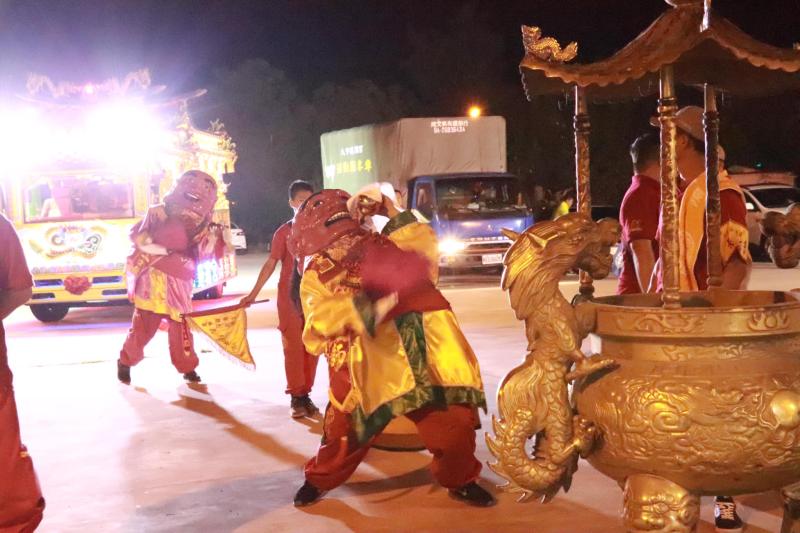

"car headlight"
[438, 238, 467, 255]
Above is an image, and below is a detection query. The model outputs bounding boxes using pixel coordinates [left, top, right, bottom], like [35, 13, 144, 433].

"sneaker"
[289, 394, 317, 418]
[293, 481, 324, 507]
[448, 481, 496, 507]
[117, 361, 131, 384]
[714, 496, 743, 532]
[183, 371, 202, 383]
[303, 396, 320, 417]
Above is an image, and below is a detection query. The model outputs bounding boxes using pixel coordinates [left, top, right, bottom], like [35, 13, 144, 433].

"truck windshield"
[750, 187, 800, 209]
[435, 177, 526, 218]
[22, 174, 134, 223]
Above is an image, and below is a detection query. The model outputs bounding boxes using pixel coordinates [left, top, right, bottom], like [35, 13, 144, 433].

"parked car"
[741, 184, 800, 259]
[229, 223, 247, 253]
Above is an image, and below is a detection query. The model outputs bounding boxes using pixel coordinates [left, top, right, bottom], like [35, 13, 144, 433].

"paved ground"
[6, 255, 798, 532]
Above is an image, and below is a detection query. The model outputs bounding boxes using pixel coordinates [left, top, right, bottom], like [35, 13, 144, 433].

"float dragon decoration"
[26, 69, 158, 99]
[486, 213, 619, 502]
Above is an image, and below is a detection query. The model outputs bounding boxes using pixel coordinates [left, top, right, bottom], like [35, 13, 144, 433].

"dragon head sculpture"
[761, 203, 800, 269]
[487, 213, 620, 504]
[501, 213, 620, 320]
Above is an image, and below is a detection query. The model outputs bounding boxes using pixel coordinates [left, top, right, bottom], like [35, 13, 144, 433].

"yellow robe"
[299, 214, 484, 421]
[678, 170, 751, 291]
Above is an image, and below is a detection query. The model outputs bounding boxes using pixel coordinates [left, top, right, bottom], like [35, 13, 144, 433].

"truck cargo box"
[321, 116, 506, 193]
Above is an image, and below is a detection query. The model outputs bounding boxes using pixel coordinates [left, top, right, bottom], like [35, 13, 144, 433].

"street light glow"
[468, 105, 482, 118]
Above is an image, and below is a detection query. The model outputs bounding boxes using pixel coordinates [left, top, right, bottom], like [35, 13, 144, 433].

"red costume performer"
[118, 170, 221, 384]
[0, 214, 45, 533]
[241, 180, 319, 418]
[289, 189, 494, 508]
[271, 223, 319, 402]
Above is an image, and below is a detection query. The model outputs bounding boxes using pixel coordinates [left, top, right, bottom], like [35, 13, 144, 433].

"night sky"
[1, 0, 798, 238]
[1, 0, 798, 96]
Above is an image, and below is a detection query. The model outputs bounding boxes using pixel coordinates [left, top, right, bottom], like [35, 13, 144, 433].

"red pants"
[120, 309, 199, 373]
[279, 310, 318, 396]
[304, 403, 481, 491]
[0, 384, 44, 533]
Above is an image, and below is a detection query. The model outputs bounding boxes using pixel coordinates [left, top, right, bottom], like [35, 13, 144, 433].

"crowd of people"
[1, 105, 754, 530]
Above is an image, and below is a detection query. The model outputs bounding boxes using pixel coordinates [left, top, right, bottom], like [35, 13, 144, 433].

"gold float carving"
[486, 214, 619, 502]
[521, 26, 578, 63]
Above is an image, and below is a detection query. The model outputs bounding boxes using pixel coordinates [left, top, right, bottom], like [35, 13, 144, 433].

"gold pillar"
[704, 84, 722, 289]
[574, 85, 594, 298]
[658, 66, 681, 308]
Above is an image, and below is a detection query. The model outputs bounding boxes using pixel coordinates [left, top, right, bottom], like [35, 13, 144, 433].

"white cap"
[650, 105, 726, 161]
[346, 181, 404, 214]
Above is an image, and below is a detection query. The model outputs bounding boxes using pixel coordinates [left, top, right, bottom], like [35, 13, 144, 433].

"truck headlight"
[439, 238, 466, 256]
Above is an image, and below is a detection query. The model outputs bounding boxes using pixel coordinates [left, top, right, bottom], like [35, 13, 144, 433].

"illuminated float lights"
[0, 99, 171, 174]
[193, 256, 236, 290]
[31, 262, 126, 275]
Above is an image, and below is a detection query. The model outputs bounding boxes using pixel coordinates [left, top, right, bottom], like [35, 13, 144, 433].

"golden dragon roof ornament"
[521, 25, 578, 63]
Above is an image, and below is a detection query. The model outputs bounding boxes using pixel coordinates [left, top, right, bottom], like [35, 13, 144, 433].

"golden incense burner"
[489, 1, 800, 530]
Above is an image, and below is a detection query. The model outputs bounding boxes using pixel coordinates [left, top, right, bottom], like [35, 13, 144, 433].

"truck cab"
[408, 173, 533, 269]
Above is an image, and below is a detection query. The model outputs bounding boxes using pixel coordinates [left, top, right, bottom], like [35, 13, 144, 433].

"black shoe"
[117, 361, 131, 384]
[183, 371, 202, 383]
[293, 481, 324, 507]
[303, 396, 320, 417]
[714, 496, 743, 532]
[291, 395, 314, 418]
[449, 482, 496, 507]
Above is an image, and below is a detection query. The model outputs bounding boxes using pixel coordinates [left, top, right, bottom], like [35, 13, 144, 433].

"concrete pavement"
[5, 255, 795, 532]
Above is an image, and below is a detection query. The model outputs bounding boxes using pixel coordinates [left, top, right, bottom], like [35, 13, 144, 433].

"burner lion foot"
[622, 474, 699, 533]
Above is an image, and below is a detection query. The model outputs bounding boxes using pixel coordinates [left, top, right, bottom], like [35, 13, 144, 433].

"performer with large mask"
[289, 188, 494, 508]
[117, 170, 222, 384]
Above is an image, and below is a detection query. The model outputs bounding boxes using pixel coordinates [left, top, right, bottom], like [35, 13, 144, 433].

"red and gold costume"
[120, 170, 221, 374]
[0, 214, 45, 532]
[290, 190, 486, 491]
[678, 170, 751, 290]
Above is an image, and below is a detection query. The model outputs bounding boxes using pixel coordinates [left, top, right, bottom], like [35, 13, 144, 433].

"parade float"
[486, 1, 800, 531]
[0, 70, 238, 322]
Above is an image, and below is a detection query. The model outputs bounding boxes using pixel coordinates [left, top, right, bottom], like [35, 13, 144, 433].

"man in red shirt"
[617, 133, 661, 295]
[241, 180, 319, 418]
[0, 214, 45, 532]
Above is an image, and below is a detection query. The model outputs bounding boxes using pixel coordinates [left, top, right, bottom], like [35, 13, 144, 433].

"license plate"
[481, 253, 503, 265]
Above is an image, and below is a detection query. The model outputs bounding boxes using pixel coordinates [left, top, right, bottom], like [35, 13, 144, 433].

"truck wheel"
[30, 303, 70, 323]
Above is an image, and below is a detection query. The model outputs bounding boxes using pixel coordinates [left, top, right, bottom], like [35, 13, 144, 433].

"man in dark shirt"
[617, 133, 661, 295]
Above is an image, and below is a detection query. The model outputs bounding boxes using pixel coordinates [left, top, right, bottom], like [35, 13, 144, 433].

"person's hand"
[240, 293, 257, 306]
